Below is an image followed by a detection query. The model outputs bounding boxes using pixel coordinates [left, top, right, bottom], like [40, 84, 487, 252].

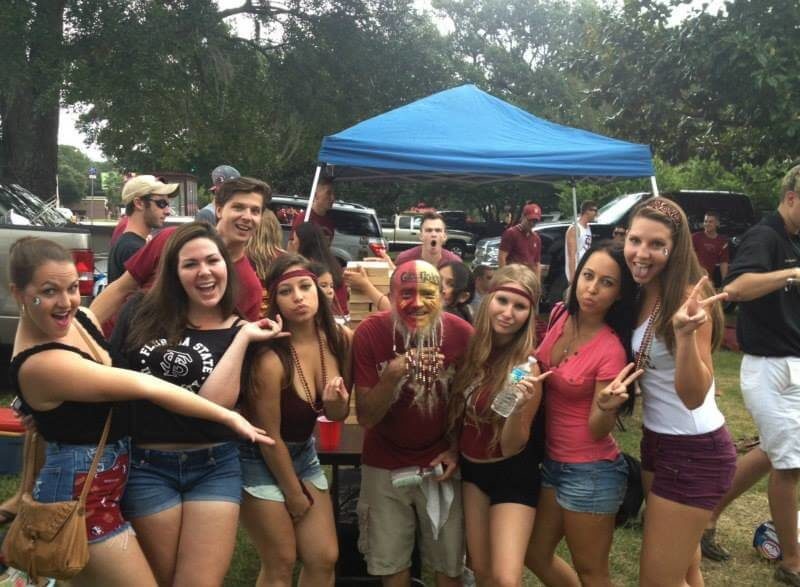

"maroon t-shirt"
[499, 225, 541, 267]
[691, 232, 729, 277]
[291, 209, 336, 242]
[395, 246, 462, 269]
[352, 311, 473, 469]
[124, 226, 262, 321]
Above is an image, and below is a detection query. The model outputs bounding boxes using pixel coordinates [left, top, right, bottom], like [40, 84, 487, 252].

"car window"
[399, 216, 410, 229]
[411, 217, 422, 230]
[596, 193, 646, 224]
[270, 203, 304, 227]
[328, 209, 381, 237]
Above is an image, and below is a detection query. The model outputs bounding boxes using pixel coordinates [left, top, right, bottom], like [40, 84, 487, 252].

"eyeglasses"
[146, 198, 171, 209]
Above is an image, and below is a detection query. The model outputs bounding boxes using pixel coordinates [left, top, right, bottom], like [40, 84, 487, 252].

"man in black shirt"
[107, 175, 179, 282]
[715, 165, 800, 584]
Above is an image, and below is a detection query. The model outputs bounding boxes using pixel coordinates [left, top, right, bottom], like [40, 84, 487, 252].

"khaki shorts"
[357, 464, 464, 578]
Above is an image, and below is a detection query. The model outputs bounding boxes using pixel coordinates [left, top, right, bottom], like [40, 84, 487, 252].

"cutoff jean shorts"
[33, 437, 131, 544]
[121, 441, 242, 519]
[541, 454, 628, 515]
[239, 437, 328, 502]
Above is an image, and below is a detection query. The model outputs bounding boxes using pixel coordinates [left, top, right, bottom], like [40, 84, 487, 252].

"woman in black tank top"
[110, 222, 286, 586]
[6, 236, 272, 587]
[241, 254, 352, 587]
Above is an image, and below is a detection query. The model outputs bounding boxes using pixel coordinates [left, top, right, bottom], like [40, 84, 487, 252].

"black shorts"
[460, 445, 541, 508]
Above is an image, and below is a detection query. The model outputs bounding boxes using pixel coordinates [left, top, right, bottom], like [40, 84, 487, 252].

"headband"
[270, 268, 318, 292]
[489, 285, 535, 305]
[643, 198, 681, 229]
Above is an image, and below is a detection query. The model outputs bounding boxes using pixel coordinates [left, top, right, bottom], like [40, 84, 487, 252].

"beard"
[390, 308, 447, 417]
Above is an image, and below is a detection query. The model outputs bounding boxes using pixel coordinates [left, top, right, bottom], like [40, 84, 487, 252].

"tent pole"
[650, 176, 660, 198]
[571, 181, 579, 282]
[305, 166, 322, 222]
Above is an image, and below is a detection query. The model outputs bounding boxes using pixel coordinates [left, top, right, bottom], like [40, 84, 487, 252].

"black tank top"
[10, 310, 127, 443]
[280, 383, 322, 442]
[112, 296, 243, 444]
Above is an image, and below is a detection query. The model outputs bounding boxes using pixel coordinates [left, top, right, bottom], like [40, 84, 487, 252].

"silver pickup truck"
[0, 183, 95, 350]
[382, 213, 476, 258]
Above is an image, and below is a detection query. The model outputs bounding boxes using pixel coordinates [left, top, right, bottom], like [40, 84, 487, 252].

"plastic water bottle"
[491, 357, 536, 417]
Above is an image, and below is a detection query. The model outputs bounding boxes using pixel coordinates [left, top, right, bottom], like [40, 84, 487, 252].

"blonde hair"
[630, 197, 723, 353]
[246, 209, 284, 281]
[448, 264, 540, 449]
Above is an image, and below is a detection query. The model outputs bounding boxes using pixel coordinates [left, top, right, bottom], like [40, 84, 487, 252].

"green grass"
[0, 351, 782, 585]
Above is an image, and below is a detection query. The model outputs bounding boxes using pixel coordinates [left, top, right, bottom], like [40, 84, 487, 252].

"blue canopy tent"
[307, 84, 658, 245]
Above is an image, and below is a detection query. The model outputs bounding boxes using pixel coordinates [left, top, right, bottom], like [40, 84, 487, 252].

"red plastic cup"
[317, 416, 342, 450]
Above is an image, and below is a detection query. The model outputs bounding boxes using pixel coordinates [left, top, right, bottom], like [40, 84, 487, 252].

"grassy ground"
[0, 350, 784, 585]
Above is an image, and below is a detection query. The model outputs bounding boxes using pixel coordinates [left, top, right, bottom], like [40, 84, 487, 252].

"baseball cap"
[121, 175, 180, 204]
[523, 203, 542, 221]
[210, 165, 241, 192]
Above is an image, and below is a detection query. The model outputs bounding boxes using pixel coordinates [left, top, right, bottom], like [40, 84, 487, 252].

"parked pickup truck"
[0, 183, 95, 350]
[381, 213, 476, 258]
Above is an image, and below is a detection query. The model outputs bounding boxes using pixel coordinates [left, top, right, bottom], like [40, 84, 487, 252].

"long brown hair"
[629, 197, 723, 353]
[246, 209, 285, 281]
[448, 264, 540, 448]
[243, 254, 350, 395]
[126, 222, 238, 350]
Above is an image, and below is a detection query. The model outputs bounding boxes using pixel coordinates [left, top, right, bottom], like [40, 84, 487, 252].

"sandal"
[775, 566, 800, 586]
[700, 528, 730, 561]
[0, 508, 16, 526]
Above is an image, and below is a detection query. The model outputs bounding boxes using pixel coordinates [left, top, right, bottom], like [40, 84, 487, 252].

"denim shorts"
[121, 441, 242, 519]
[541, 454, 628, 515]
[240, 437, 328, 502]
[33, 437, 132, 544]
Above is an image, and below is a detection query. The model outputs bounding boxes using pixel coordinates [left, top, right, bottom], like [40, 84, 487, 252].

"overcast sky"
[58, 0, 723, 163]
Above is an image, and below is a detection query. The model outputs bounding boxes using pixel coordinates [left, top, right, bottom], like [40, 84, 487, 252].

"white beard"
[390, 315, 446, 417]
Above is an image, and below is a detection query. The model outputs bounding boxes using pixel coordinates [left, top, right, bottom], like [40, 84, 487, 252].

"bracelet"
[596, 400, 616, 413]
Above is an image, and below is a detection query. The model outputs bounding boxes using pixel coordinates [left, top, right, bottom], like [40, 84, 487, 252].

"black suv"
[474, 190, 756, 308]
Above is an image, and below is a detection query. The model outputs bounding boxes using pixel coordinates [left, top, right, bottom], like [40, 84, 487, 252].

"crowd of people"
[1, 162, 799, 587]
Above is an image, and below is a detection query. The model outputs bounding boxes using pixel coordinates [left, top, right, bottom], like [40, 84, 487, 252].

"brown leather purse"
[2, 414, 112, 582]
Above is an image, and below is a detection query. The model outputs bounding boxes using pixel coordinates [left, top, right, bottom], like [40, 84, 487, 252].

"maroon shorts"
[640, 426, 736, 511]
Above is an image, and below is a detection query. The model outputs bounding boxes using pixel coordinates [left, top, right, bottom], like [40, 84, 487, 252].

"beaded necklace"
[635, 298, 661, 371]
[289, 329, 327, 414]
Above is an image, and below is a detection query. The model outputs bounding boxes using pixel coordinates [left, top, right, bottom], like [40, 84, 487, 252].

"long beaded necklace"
[635, 298, 661, 371]
[392, 319, 444, 395]
[289, 328, 327, 414]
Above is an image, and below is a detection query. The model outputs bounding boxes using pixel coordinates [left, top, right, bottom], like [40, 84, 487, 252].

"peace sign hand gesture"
[596, 363, 643, 413]
[672, 276, 728, 337]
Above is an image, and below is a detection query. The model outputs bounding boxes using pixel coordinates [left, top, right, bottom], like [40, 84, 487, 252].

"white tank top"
[632, 321, 725, 435]
[565, 222, 592, 280]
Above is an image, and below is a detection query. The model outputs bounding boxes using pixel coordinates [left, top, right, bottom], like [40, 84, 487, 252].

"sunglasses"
[146, 198, 171, 209]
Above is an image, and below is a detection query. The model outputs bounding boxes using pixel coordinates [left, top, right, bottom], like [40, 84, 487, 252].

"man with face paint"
[352, 260, 474, 586]
[395, 211, 462, 269]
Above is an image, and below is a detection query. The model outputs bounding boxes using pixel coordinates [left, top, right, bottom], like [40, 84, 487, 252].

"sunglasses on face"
[146, 198, 171, 209]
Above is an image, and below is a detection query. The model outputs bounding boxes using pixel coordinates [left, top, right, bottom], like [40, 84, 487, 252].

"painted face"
[142, 195, 171, 228]
[488, 284, 531, 338]
[275, 265, 319, 323]
[575, 251, 621, 316]
[178, 238, 228, 311]
[420, 219, 446, 252]
[215, 191, 263, 247]
[439, 265, 456, 306]
[318, 271, 335, 301]
[18, 261, 81, 338]
[391, 261, 441, 331]
[624, 216, 673, 285]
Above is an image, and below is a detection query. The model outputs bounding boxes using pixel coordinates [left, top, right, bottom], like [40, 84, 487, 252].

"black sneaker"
[700, 528, 731, 561]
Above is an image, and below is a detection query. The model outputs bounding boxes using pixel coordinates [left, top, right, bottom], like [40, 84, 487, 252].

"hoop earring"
[32, 297, 41, 305]
[663, 248, 669, 257]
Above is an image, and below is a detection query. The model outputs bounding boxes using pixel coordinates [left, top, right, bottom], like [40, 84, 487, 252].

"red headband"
[271, 269, 318, 291]
[489, 285, 535, 305]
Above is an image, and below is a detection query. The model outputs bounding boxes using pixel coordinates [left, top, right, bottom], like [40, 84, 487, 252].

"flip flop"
[0, 508, 16, 526]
